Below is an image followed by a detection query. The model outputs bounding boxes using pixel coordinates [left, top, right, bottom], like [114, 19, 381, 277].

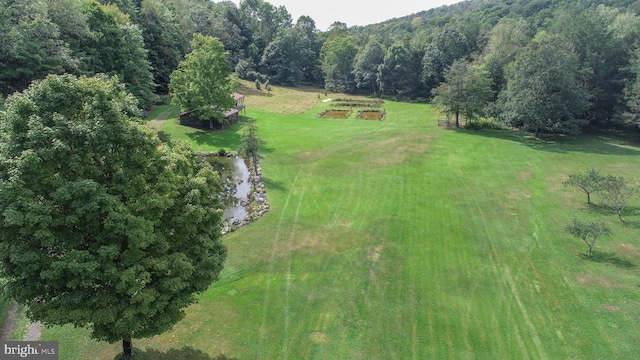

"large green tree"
[260, 26, 315, 85]
[0, 74, 226, 358]
[0, 0, 70, 96]
[320, 35, 359, 93]
[169, 34, 235, 128]
[550, 6, 629, 126]
[377, 42, 420, 97]
[353, 36, 385, 95]
[497, 32, 590, 137]
[77, 1, 156, 109]
[138, 0, 185, 94]
[431, 59, 493, 127]
[421, 27, 468, 92]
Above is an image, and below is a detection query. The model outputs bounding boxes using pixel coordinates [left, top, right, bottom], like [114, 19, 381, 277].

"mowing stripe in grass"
[283, 182, 306, 360]
[258, 174, 298, 358]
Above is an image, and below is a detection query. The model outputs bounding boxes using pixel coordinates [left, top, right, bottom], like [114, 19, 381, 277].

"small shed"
[179, 93, 247, 129]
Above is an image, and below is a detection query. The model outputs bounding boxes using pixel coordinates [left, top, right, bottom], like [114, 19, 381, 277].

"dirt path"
[0, 300, 18, 341]
[23, 321, 42, 341]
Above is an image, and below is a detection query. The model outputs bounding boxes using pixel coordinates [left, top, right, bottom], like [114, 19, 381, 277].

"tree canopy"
[431, 59, 493, 127]
[0, 74, 226, 357]
[497, 32, 590, 137]
[169, 34, 235, 126]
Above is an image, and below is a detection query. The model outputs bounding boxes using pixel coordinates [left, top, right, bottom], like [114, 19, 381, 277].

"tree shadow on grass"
[114, 347, 237, 360]
[263, 177, 287, 193]
[187, 129, 242, 150]
[580, 252, 636, 269]
[458, 128, 640, 156]
[579, 203, 613, 216]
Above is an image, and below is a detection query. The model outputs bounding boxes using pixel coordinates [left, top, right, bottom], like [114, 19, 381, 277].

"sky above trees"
[227, 0, 461, 30]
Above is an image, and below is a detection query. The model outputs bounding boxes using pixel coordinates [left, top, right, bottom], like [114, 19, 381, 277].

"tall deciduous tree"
[550, 6, 628, 126]
[377, 42, 420, 97]
[0, 74, 226, 358]
[78, 1, 157, 109]
[170, 34, 235, 128]
[138, 0, 185, 94]
[0, 0, 70, 96]
[320, 36, 358, 93]
[482, 17, 532, 97]
[431, 59, 493, 127]
[260, 26, 315, 85]
[421, 27, 468, 92]
[353, 37, 385, 95]
[497, 32, 590, 137]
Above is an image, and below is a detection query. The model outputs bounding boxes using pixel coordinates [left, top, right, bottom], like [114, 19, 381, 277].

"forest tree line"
[4, 0, 640, 134]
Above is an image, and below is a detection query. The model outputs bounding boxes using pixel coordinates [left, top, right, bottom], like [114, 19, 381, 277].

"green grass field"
[41, 85, 640, 359]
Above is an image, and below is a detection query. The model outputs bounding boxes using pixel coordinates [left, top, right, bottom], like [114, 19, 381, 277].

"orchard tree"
[170, 34, 235, 128]
[601, 175, 637, 222]
[565, 218, 612, 258]
[497, 32, 590, 137]
[563, 167, 606, 205]
[0, 74, 227, 358]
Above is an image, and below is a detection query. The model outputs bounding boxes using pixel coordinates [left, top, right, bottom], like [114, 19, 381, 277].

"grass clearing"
[41, 90, 640, 359]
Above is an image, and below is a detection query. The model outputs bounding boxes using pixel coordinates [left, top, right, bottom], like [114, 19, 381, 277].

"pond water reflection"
[205, 156, 251, 223]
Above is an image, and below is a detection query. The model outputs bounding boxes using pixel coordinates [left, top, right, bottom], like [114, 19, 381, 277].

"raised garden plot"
[318, 109, 352, 119]
[357, 109, 385, 121]
[332, 98, 384, 108]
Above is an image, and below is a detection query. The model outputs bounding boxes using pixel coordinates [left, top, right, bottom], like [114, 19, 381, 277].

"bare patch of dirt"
[576, 275, 614, 288]
[616, 242, 639, 258]
[309, 332, 329, 344]
[517, 170, 532, 181]
[603, 304, 619, 312]
[368, 245, 383, 262]
[369, 134, 435, 166]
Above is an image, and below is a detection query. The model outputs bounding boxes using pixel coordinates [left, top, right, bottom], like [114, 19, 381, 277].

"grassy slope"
[42, 83, 640, 359]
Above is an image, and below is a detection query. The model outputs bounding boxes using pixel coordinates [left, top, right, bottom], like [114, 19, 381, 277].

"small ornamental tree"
[601, 175, 637, 222]
[563, 167, 606, 205]
[0, 74, 227, 358]
[238, 119, 264, 175]
[565, 218, 612, 257]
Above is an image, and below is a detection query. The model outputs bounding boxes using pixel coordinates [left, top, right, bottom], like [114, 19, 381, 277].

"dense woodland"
[4, 0, 640, 135]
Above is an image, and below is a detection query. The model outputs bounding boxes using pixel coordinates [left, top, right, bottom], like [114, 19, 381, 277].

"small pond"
[205, 156, 251, 223]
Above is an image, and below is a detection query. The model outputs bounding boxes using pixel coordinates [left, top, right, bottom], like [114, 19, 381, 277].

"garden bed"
[332, 98, 384, 108]
[318, 109, 352, 119]
[357, 110, 386, 121]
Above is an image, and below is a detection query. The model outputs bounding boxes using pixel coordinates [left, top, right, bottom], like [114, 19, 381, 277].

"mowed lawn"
[40, 84, 640, 359]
